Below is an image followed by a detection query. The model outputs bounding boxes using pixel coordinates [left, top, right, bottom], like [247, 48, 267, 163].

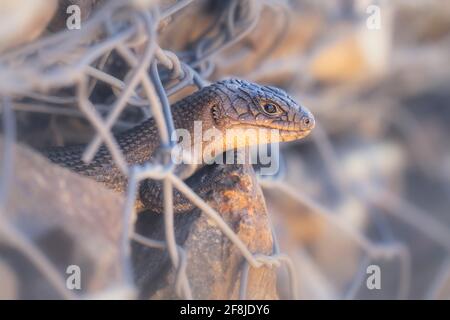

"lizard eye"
[262, 103, 279, 115]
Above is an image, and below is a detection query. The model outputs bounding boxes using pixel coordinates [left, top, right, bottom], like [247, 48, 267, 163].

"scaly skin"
[46, 79, 315, 213]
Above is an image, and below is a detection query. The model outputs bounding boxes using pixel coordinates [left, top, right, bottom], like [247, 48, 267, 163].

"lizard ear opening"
[211, 103, 223, 124]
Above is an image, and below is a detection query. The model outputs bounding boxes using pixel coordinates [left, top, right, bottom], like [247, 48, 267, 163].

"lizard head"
[208, 79, 315, 147]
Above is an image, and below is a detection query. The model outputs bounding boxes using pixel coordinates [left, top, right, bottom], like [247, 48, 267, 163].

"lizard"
[45, 78, 315, 213]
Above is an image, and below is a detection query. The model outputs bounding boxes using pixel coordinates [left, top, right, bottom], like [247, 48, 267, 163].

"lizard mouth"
[281, 128, 312, 138]
[227, 124, 312, 142]
[279, 129, 312, 142]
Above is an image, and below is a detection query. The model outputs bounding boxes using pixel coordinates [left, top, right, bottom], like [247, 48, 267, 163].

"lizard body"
[46, 79, 315, 213]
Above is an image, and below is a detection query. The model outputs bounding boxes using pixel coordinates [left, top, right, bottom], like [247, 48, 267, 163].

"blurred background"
[1, 0, 450, 299]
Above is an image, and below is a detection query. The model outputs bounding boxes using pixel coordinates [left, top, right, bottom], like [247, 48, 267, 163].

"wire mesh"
[0, 0, 299, 300]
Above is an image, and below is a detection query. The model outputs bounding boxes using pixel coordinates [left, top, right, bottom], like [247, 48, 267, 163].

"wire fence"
[0, 0, 299, 300]
[1, 0, 450, 300]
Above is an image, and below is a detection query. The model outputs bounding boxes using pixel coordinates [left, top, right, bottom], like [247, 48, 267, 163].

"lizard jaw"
[279, 129, 313, 142]
[225, 124, 312, 143]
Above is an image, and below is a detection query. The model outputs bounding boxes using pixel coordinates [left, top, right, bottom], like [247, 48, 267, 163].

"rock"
[0, 0, 57, 52]
[0, 137, 128, 298]
[133, 163, 279, 299]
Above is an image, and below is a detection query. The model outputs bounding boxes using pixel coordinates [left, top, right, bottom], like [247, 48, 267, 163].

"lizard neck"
[171, 87, 218, 136]
[170, 88, 221, 165]
[112, 86, 219, 168]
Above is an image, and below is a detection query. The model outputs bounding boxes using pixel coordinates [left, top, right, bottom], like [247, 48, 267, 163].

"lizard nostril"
[300, 116, 315, 130]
